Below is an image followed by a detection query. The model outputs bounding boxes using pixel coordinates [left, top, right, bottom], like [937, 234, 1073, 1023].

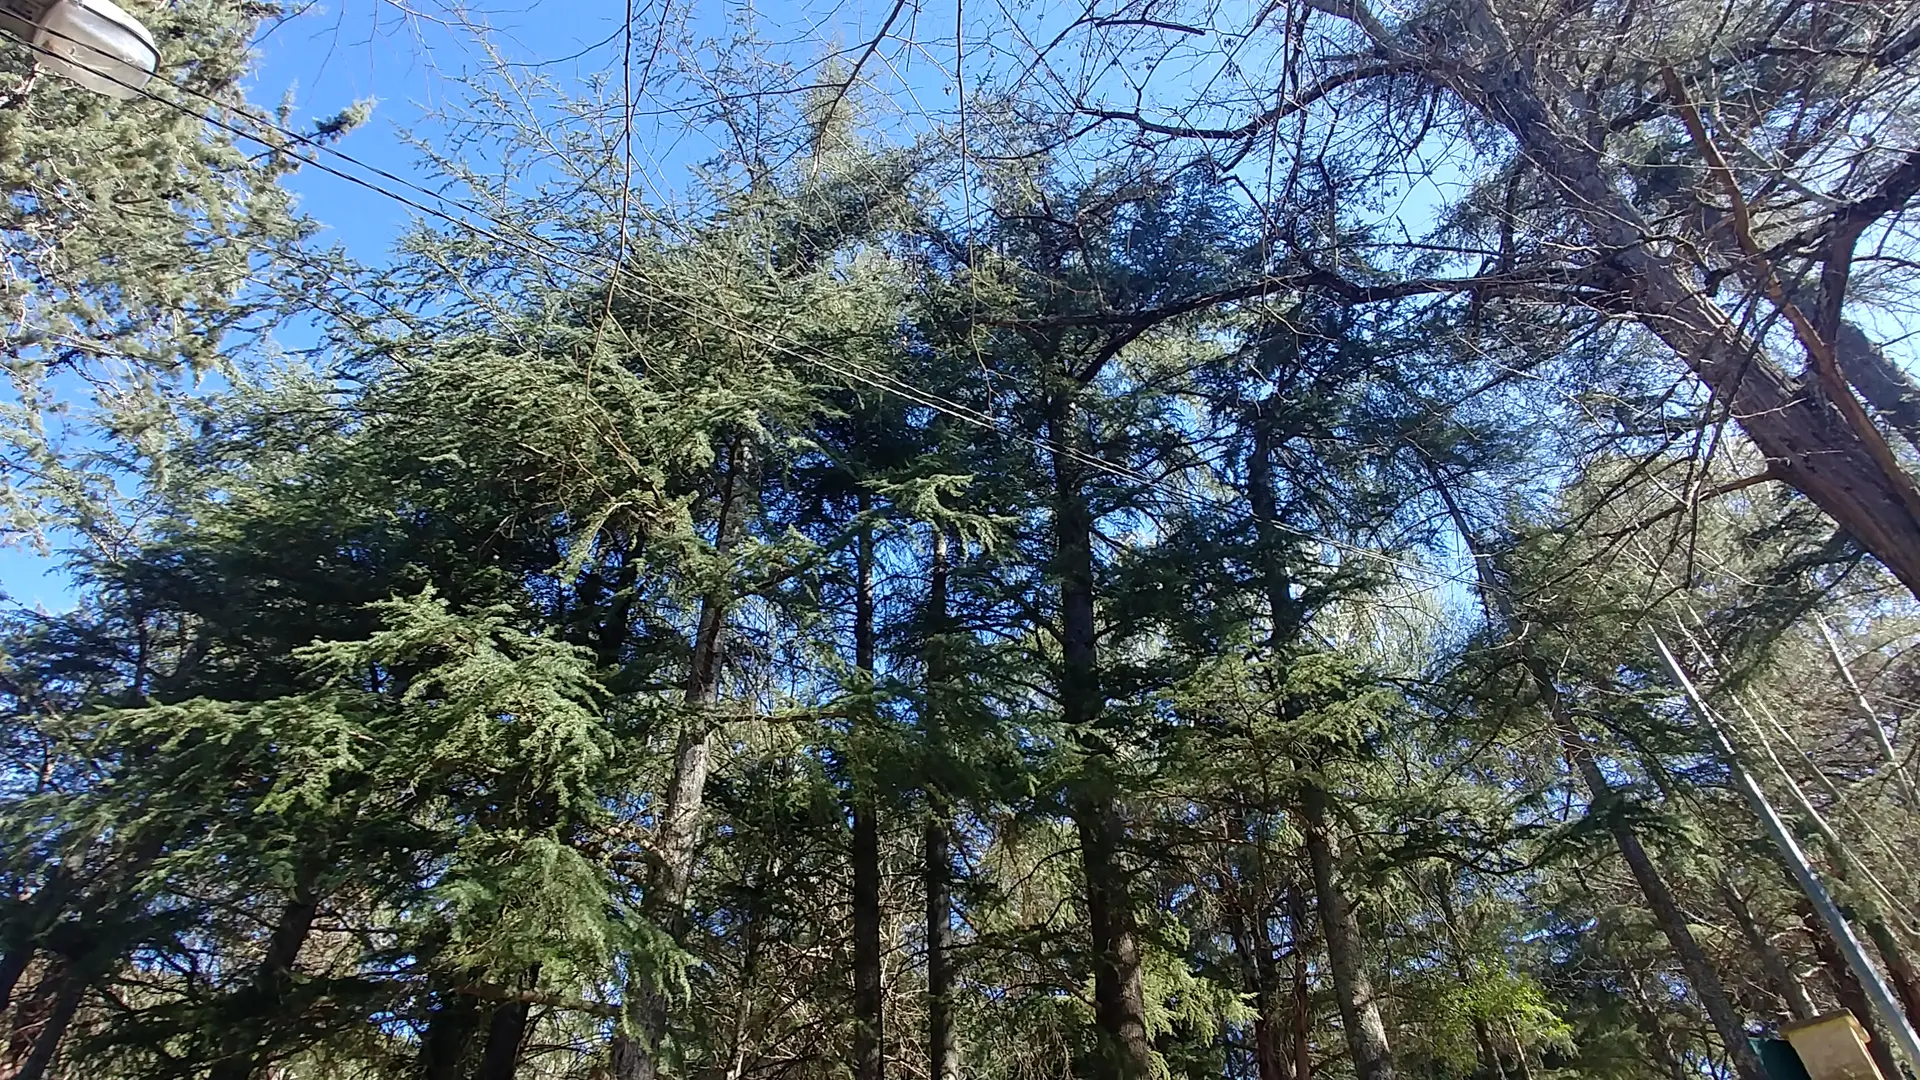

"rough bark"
[1458, 52, 1920, 597]
[851, 512, 886, 1080]
[924, 528, 958, 1080]
[1299, 786, 1395, 1080]
[614, 437, 752, 1080]
[1049, 397, 1154, 1080]
[2, 958, 57, 1077]
[10, 966, 82, 1080]
[1285, 0, 1920, 597]
[1838, 319, 1920, 455]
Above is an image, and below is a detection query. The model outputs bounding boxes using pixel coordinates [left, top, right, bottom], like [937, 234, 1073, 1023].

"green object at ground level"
[1757, 1037, 1815, 1080]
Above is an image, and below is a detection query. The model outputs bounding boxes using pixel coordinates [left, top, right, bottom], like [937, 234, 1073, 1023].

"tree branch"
[458, 982, 620, 1018]
[1080, 63, 1414, 141]
[1662, 66, 1920, 529]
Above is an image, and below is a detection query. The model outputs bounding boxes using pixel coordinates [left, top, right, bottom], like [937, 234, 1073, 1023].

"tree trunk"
[615, 437, 752, 1080]
[1434, 878, 1507, 1079]
[1861, 918, 1920, 1033]
[209, 869, 322, 1080]
[1558, 697, 1766, 1080]
[1837, 320, 1920, 455]
[1433, 472, 1768, 1080]
[1452, 49, 1920, 598]
[1257, 410, 1391, 1080]
[1049, 397, 1154, 1080]
[1627, 972, 1691, 1080]
[924, 528, 958, 1080]
[3, 958, 56, 1077]
[1719, 877, 1817, 1022]
[1299, 786, 1394, 1080]
[1223, 808, 1285, 1080]
[1287, 886, 1313, 1080]
[1075, 790, 1154, 1080]
[10, 965, 82, 1080]
[1802, 901, 1906, 1080]
[474, 997, 532, 1080]
[852, 512, 886, 1080]
[0, 870, 72, 1014]
[724, 873, 765, 1080]
[0, 948, 28, 1015]
[419, 986, 484, 1080]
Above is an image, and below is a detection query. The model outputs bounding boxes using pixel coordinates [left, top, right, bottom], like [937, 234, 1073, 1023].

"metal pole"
[1816, 616, 1919, 807]
[1656, 634, 1920, 1074]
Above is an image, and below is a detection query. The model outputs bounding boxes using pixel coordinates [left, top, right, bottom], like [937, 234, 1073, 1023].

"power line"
[15, 28, 1487, 594]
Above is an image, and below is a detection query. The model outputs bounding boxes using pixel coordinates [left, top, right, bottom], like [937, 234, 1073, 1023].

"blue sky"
[11, 0, 1891, 613]
[0, 0, 1498, 610]
[2, 0, 894, 608]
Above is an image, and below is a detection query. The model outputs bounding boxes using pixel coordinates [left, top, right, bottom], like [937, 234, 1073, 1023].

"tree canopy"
[6, 1, 1920, 1079]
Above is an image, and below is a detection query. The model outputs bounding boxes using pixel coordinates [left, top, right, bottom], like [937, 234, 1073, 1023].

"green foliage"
[4, 15, 1918, 1080]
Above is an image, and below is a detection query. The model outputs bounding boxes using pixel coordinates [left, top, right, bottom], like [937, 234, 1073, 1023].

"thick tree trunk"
[210, 869, 322, 1080]
[924, 528, 958, 1080]
[1074, 791, 1154, 1080]
[3, 958, 57, 1077]
[0, 948, 28, 1015]
[1456, 55, 1920, 597]
[1048, 398, 1154, 1080]
[10, 965, 82, 1080]
[851, 514, 886, 1080]
[0, 869, 71, 1014]
[1299, 787, 1394, 1080]
[474, 997, 532, 1080]
[614, 437, 752, 1080]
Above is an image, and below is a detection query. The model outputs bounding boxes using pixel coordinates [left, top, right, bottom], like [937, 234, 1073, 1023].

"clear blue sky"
[2, 0, 910, 608]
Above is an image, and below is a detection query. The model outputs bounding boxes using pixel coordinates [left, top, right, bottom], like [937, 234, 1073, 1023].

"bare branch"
[1080, 63, 1416, 141]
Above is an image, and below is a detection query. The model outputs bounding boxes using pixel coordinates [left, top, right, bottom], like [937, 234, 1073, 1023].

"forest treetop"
[4, 2, 1920, 1080]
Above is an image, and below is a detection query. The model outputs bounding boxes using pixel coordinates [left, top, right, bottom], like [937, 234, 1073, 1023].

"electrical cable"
[13, 26, 1488, 593]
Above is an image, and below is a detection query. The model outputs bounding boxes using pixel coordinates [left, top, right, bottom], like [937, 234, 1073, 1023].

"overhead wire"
[15, 26, 1488, 595]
